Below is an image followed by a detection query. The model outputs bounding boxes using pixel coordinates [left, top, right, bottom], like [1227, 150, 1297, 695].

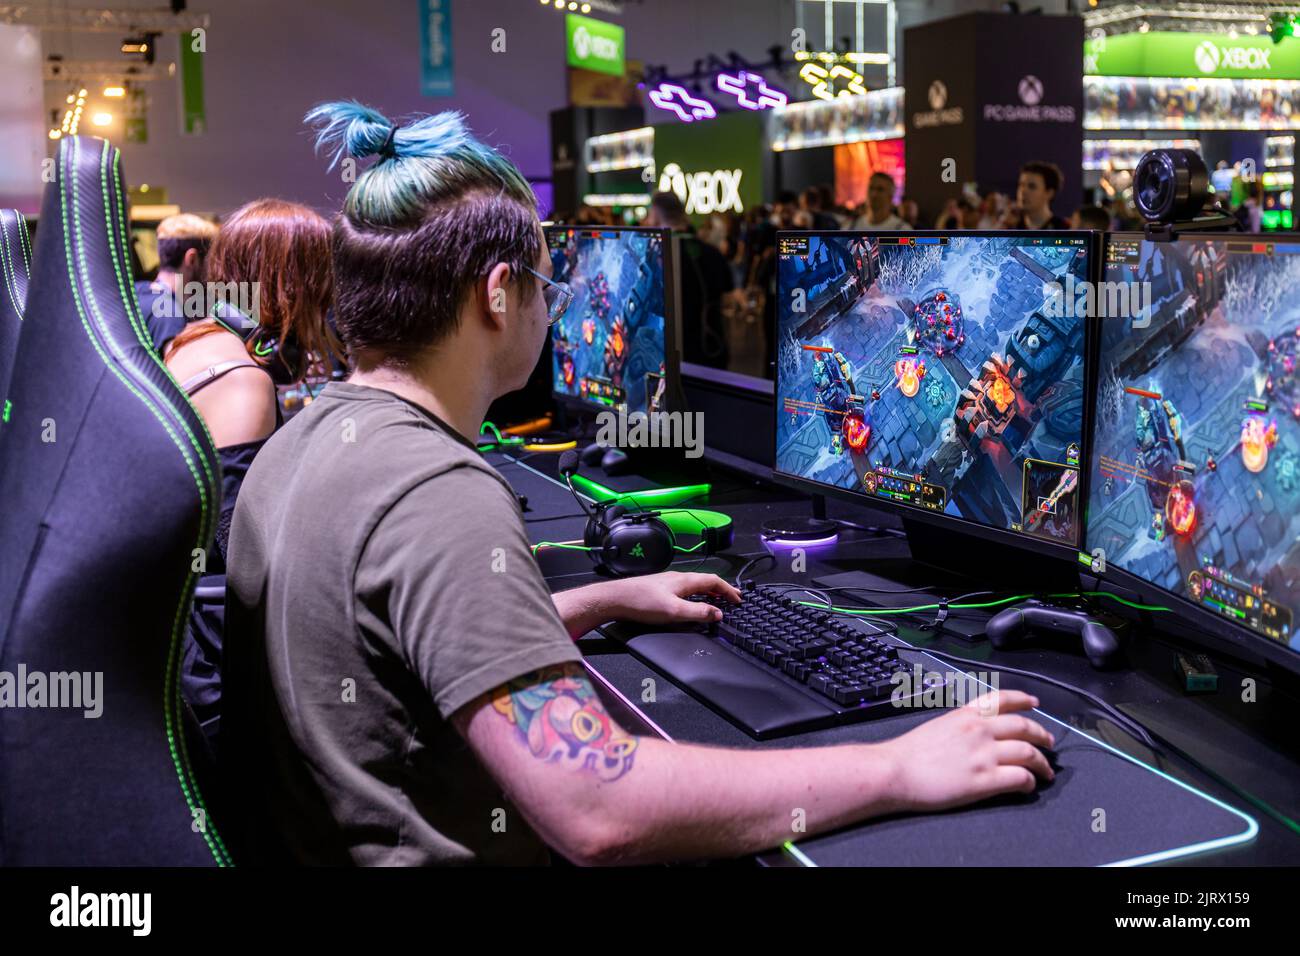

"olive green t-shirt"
[223, 382, 581, 865]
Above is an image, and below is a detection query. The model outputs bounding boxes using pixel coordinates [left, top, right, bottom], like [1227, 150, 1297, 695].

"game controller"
[984, 599, 1125, 669]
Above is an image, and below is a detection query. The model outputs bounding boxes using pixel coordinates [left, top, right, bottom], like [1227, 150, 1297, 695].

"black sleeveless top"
[179, 358, 282, 739]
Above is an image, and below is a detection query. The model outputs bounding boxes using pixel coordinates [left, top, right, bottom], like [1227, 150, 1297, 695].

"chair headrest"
[0, 207, 32, 416]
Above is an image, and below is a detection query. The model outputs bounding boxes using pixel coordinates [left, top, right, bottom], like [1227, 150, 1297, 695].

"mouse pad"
[581, 647, 1258, 867]
[496, 450, 1258, 865]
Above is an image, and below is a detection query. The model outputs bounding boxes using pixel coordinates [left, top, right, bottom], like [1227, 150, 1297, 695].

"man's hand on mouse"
[875, 690, 1056, 813]
[552, 572, 742, 638]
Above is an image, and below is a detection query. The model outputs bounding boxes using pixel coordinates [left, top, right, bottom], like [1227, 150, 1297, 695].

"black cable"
[917, 646, 1157, 749]
[524, 512, 589, 524]
[734, 552, 776, 588]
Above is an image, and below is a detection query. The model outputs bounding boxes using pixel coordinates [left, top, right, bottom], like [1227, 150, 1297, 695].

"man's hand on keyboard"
[552, 572, 742, 638]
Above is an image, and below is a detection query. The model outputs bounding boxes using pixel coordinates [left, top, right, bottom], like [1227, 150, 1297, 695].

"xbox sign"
[1195, 39, 1270, 73]
[566, 13, 624, 77]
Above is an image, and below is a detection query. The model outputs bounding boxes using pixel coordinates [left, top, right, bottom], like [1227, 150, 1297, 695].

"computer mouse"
[580, 442, 606, 467]
[601, 447, 631, 476]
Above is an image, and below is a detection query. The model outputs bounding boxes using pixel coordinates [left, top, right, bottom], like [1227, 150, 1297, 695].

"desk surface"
[491, 449, 1300, 866]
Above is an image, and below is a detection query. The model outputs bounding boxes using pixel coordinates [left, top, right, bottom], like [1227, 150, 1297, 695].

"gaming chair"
[0, 208, 32, 416]
[0, 136, 230, 865]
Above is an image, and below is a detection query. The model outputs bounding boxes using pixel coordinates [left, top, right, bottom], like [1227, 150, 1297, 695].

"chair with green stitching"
[0, 208, 33, 421]
[0, 136, 231, 865]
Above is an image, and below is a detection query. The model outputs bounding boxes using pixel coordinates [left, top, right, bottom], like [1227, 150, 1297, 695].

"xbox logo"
[1195, 40, 1220, 73]
[928, 80, 947, 110]
[1018, 75, 1043, 106]
[573, 25, 591, 60]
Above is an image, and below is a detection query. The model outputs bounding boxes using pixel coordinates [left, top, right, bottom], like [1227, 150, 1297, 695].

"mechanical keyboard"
[619, 585, 934, 739]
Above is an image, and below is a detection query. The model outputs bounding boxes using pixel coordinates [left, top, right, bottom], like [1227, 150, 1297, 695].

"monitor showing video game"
[546, 225, 671, 415]
[1087, 234, 1300, 653]
[774, 231, 1093, 548]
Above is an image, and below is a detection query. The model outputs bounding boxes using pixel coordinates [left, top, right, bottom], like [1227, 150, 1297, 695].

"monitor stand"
[814, 515, 1081, 642]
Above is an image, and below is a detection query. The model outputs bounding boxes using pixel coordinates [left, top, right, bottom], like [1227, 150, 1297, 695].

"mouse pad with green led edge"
[581, 643, 1259, 867]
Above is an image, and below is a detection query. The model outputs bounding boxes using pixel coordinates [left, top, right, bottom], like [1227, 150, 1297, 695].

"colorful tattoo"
[492, 665, 637, 781]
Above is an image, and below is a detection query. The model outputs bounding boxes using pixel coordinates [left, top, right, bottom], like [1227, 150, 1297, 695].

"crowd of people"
[557, 156, 1269, 378]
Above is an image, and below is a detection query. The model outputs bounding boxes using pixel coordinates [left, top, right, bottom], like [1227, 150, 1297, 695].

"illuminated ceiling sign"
[715, 71, 787, 111]
[799, 62, 868, 101]
[648, 82, 716, 122]
[657, 162, 743, 214]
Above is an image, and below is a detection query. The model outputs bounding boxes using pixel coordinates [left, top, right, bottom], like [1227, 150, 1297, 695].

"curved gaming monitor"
[773, 230, 1097, 553]
[545, 225, 677, 416]
[1087, 232, 1300, 664]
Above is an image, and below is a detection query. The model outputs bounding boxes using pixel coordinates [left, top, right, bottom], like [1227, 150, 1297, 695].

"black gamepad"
[984, 599, 1124, 669]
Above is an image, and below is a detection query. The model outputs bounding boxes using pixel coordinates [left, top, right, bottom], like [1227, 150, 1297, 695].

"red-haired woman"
[163, 198, 340, 735]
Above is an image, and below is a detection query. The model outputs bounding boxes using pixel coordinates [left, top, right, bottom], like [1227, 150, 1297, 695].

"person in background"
[748, 191, 799, 367]
[646, 191, 733, 368]
[852, 172, 909, 231]
[1002, 161, 1070, 230]
[163, 199, 341, 735]
[977, 191, 1008, 229]
[1235, 179, 1263, 233]
[899, 196, 921, 228]
[800, 186, 840, 231]
[135, 213, 218, 353]
[1071, 205, 1111, 231]
[935, 197, 981, 230]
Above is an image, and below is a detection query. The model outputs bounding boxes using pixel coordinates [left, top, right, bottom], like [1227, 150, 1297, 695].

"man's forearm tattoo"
[491, 664, 637, 781]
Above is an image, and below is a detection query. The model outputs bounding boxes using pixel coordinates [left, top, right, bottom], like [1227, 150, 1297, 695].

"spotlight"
[91, 112, 113, 127]
[581, 2, 591, 10]
[1133, 148, 1212, 223]
[49, 129, 61, 140]
[103, 86, 126, 98]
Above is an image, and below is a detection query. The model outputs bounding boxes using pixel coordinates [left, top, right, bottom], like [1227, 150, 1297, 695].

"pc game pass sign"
[904, 12, 1083, 222]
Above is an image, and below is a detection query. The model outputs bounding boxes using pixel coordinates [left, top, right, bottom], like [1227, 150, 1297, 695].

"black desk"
[492, 449, 1300, 866]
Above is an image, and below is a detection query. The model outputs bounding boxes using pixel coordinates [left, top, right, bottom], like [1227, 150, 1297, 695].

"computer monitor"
[1087, 232, 1300, 661]
[773, 230, 1096, 551]
[545, 224, 677, 415]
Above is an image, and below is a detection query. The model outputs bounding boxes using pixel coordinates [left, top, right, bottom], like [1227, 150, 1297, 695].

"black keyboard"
[619, 585, 931, 739]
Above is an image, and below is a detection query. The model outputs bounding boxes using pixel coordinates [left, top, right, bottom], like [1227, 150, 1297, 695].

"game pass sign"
[904, 12, 1082, 221]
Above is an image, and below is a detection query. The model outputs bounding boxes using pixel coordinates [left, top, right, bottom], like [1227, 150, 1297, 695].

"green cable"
[797, 591, 1175, 618]
[531, 541, 597, 555]
[795, 594, 1034, 616]
[1062, 591, 1173, 613]
[479, 420, 504, 443]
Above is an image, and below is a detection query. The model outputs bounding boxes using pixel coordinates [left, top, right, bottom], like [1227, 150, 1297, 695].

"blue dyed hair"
[305, 100, 541, 354]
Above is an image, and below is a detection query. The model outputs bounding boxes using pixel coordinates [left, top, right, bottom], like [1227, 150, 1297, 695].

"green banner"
[124, 86, 147, 144]
[566, 14, 624, 77]
[652, 112, 765, 223]
[1086, 31, 1300, 80]
[179, 31, 205, 134]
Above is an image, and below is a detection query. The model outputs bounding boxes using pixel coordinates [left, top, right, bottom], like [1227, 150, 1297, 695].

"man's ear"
[482, 262, 513, 330]
[183, 247, 201, 271]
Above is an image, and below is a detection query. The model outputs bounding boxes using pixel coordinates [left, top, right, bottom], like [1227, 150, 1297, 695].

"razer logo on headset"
[628, 543, 646, 558]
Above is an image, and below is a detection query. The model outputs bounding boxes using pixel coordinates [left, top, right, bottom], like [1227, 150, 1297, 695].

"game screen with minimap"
[775, 232, 1091, 547]
[547, 226, 668, 415]
[1088, 235, 1300, 652]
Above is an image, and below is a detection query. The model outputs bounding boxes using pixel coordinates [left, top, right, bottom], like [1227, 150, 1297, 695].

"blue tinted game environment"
[547, 227, 667, 415]
[775, 233, 1090, 546]
[1088, 236, 1300, 650]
